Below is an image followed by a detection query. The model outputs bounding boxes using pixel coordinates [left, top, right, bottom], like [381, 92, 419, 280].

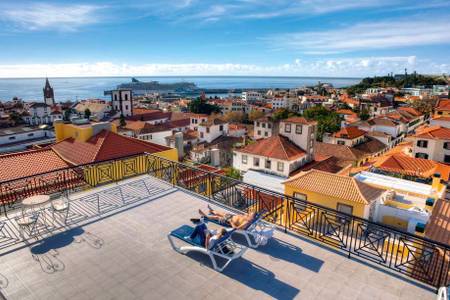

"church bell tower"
[43, 78, 55, 106]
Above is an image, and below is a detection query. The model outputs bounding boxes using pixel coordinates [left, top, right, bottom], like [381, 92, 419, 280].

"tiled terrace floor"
[0, 175, 435, 300]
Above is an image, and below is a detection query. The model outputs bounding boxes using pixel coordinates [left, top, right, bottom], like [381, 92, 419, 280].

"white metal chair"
[16, 211, 40, 239]
[50, 196, 70, 226]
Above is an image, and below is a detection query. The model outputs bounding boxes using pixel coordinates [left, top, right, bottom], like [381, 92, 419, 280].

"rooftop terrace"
[0, 175, 436, 300]
[0, 153, 447, 299]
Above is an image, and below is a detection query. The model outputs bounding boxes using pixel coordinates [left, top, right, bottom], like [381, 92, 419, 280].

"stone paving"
[0, 175, 435, 300]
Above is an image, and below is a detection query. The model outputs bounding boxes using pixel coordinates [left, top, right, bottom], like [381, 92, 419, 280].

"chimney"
[431, 173, 443, 193]
[174, 132, 184, 161]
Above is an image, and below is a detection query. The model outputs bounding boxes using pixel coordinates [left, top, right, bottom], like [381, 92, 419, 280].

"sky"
[0, 0, 449, 78]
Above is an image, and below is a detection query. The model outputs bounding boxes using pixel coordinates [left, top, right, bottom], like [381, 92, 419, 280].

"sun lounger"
[168, 225, 247, 272]
[205, 211, 275, 248]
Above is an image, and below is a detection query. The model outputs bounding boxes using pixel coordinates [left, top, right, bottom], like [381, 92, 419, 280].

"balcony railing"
[0, 152, 449, 289]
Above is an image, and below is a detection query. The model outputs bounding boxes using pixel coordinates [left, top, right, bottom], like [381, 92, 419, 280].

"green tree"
[247, 110, 264, 122]
[188, 98, 221, 114]
[119, 114, 127, 127]
[303, 106, 341, 141]
[8, 111, 23, 125]
[63, 109, 72, 121]
[224, 167, 242, 180]
[84, 108, 91, 119]
[358, 108, 370, 121]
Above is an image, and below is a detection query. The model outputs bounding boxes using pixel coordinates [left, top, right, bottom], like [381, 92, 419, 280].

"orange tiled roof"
[432, 116, 450, 122]
[436, 99, 450, 111]
[373, 153, 450, 181]
[336, 109, 356, 116]
[236, 135, 306, 161]
[284, 169, 384, 205]
[398, 106, 422, 117]
[0, 148, 71, 182]
[414, 126, 450, 140]
[333, 127, 366, 139]
[52, 130, 170, 165]
[283, 116, 317, 125]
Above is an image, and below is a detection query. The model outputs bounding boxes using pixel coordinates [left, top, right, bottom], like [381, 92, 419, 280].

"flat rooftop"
[0, 175, 435, 300]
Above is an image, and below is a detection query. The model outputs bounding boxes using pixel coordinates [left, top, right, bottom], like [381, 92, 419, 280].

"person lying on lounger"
[188, 218, 228, 249]
[198, 205, 256, 230]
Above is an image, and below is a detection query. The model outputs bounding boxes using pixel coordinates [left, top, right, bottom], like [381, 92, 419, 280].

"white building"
[253, 117, 276, 139]
[0, 126, 55, 153]
[269, 97, 289, 110]
[111, 89, 133, 117]
[241, 91, 262, 103]
[197, 118, 228, 143]
[22, 103, 63, 126]
[189, 114, 208, 131]
[74, 100, 111, 120]
[412, 126, 450, 163]
[234, 117, 316, 178]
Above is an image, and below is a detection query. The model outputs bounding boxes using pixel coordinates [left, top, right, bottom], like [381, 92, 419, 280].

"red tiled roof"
[315, 142, 366, 162]
[126, 111, 171, 122]
[436, 100, 450, 111]
[51, 130, 171, 165]
[414, 126, 450, 140]
[333, 127, 366, 139]
[236, 135, 306, 161]
[283, 117, 317, 125]
[432, 116, 450, 122]
[373, 153, 450, 181]
[398, 106, 422, 117]
[336, 109, 356, 115]
[0, 148, 70, 182]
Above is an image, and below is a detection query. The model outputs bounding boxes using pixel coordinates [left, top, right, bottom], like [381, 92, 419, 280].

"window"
[268, 123, 272, 129]
[295, 125, 302, 134]
[257, 130, 261, 135]
[337, 203, 353, 215]
[264, 132, 268, 137]
[200, 132, 204, 138]
[256, 122, 260, 127]
[445, 155, 450, 163]
[219, 125, 223, 131]
[337, 140, 345, 145]
[262, 123, 266, 128]
[265, 159, 271, 169]
[8, 136, 16, 140]
[125, 105, 129, 110]
[27, 133, 34, 137]
[206, 127, 210, 133]
[285, 123, 291, 133]
[438, 111, 443, 115]
[124, 93, 128, 101]
[444, 142, 450, 150]
[253, 157, 260, 167]
[293, 192, 306, 201]
[415, 152, 429, 159]
[114, 94, 118, 101]
[416, 140, 428, 148]
[277, 162, 284, 172]
[242, 155, 248, 164]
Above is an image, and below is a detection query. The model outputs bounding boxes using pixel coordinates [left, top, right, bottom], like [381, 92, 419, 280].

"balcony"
[0, 154, 446, 299]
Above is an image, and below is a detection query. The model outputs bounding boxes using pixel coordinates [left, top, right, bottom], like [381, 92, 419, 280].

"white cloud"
[269, 18, 450, 53]
[1, 3, 103, 31]
[0, 56, 447, 78]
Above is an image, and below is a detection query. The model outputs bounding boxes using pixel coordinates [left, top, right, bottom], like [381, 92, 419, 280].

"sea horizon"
[0, 75, 362, 102]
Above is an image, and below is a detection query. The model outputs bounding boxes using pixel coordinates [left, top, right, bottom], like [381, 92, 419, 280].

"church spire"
[43, 77, 55, 106]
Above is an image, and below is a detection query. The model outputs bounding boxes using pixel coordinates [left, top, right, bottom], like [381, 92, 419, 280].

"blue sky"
[0, 0, 449, 77]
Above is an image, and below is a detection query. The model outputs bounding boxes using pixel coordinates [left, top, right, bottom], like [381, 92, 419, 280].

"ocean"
[0, 76, 361, 102]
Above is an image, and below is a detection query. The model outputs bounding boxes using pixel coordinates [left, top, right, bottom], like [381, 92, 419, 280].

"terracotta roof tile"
[283, 117, 317, 125]
[414, 126, 450, 140]
[236, 135, 306, 161]
[284, 170, 384, 205]
[333, 127, 366, 139]
[52, 130, 171, 165]
[0, 148, 70, 182]
[315, 142, 367, 162]
[398, 106, 422, 117]
[353, 138, 387, 155]
[436, 99, 450, 111]
[373, 153, 450, 181]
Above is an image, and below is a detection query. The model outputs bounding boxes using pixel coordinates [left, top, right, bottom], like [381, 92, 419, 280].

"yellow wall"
[381, 215, 408, 231]
[54, 121, 118, 142]
[284, 184, 368, 218]
[83, 149, 178, 187]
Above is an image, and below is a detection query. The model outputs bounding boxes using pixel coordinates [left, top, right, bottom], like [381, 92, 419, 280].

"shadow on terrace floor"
[185, 252, 300, 299]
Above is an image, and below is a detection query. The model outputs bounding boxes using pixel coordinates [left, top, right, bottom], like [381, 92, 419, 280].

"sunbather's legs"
[199, 208, 226, 218]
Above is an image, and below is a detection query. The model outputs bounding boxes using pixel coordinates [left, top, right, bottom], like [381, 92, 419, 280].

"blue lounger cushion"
[170, 225, 203, 247]
[170, 224, 235, 250]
